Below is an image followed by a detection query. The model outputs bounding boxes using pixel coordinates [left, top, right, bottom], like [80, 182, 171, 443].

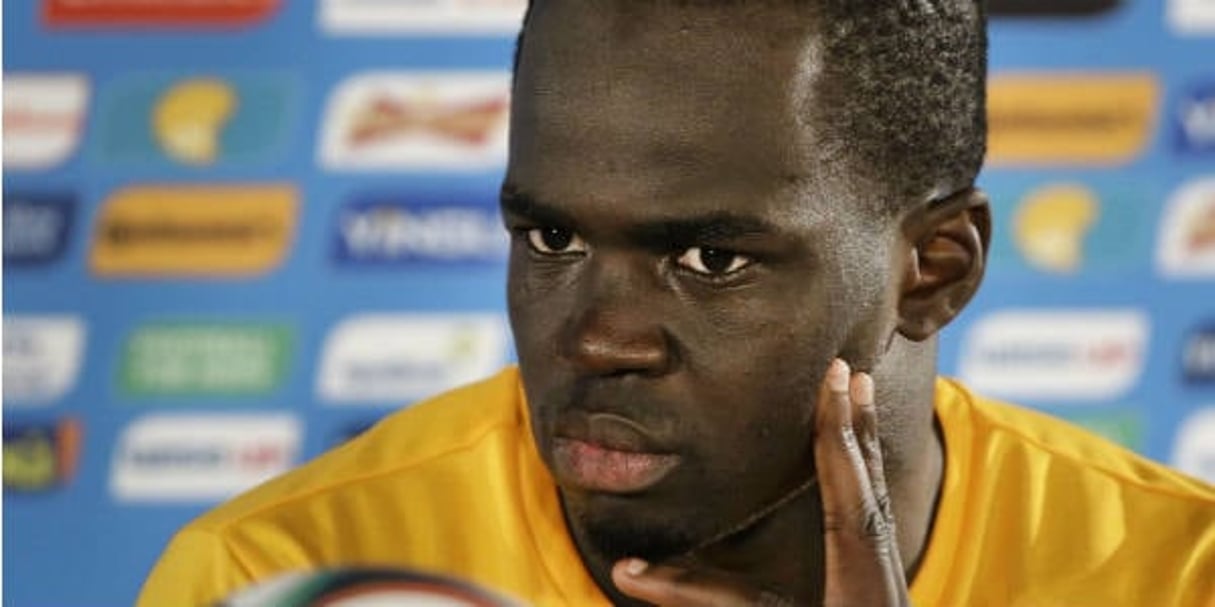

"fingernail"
[829, 359, 849, 391]
[851, 373, 874, 404]
[625, 558, 649, 576]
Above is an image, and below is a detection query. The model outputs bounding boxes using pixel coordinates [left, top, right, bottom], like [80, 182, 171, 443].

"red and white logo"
[958, 309, 1149, 401]
[1157, 178, 1215, 279]
[110, 414, 300, 502]
[42, 0, 279, 27]
[319, 0, 527, 35]
[3, 74, 89, 170]
[318, 72, 511, 171]
[317, 314, 509, 404]
[1172, 407, 1215, 484]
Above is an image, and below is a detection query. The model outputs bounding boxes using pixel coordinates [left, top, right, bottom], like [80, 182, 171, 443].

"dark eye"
[676, 246, 751, 276]
[525, 227, 587, 255]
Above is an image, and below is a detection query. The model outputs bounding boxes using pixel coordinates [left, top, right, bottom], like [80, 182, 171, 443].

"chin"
[578, 502, 700, 562]
[563, 488, 723, 562]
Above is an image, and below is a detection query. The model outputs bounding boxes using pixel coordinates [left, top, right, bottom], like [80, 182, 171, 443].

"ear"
[897, 187, 991, 342]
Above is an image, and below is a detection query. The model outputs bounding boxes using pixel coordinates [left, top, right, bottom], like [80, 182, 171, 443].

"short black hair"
[513, 0, 987, 210]
[811, 0, 988, 207]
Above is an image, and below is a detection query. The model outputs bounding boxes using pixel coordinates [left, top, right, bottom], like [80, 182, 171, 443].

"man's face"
[504, 3, 903, 561]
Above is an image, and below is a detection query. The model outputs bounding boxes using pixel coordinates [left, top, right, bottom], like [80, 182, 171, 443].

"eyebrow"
[500, 189, 780, 249]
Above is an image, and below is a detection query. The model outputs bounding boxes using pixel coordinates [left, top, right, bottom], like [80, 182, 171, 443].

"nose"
[562, 257, 674, 377]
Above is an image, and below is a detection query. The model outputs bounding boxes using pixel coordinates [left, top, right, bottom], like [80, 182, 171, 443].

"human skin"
[503, 2, 990, 604]
[611, 361, 912, 606]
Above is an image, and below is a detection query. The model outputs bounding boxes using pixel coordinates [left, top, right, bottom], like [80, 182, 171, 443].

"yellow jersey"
[138, 368, 1215, 607]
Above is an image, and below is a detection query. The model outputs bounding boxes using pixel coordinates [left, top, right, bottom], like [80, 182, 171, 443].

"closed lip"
[550, 412, 682, 494]
[554, 411, 676, 454]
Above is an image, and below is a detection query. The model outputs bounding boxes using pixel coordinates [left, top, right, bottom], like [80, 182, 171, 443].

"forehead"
[507, 2, 861, 226]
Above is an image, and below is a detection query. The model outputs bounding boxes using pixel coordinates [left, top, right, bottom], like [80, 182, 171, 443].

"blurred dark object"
[218, 568, 523, 607]
[988, 0, 1121, 17]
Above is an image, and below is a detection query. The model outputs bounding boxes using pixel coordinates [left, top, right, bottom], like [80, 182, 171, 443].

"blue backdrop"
[4, 1, 1214, 605]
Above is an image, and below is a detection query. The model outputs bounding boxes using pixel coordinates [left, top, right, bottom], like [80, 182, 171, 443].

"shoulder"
[936, 376, 1214, 503]
[140, 366, 564, 606]
[188, 366, 526, 534]
[929, 377, 1215, 603]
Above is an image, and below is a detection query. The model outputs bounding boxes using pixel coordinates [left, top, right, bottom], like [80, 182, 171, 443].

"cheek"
[506, 257, 566, 357]
[689, 353, 825, 495]
[683, 292, 842, 443]
[742, 331, 835, 431]
[687, 283, 845, 375]
[688, 261, 884, 452]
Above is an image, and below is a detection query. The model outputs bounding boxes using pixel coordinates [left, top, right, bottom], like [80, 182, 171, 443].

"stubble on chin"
[574, 503, 702, 562]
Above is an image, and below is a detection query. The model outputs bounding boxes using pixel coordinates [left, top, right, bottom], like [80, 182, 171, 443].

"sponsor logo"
[1013, 184, 1098, 274]
[89, 184, 297, 278]
[1167, 0, 1215, 35]
[1175, 82, 1215, 155]
[1183, 326, 1215, 384]
[959, 309, 1148, 400]
[318, 0, 527, 35]
[997, 183, 1147, 275]
[120, 321, 293, 396]
[3, 419, 83, 492]
[3, 316, 87, 406]
[1056, 409, 1143, 451]
[318, 72, 511, 171]
[1156, 178, 1215, 279]
[986, 73, 1158, 166]
[317, 314, 508, 404]
[3, 194, 74, 267]
[1172, 407, 1215, 484]
[42, 0, 279, 27]
[95, 74, 295, 167]
[334, 196, 507, 266]
[110, 414, 300, 502]
[2, 73, 89, 170]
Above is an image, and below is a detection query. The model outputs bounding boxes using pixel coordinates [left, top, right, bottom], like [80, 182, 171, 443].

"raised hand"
[610, 359, 911, 606]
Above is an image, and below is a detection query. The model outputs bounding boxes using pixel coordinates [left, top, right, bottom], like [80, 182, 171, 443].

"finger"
[814, 359, 904, 604]
[850, 371, 910, 598]
[851, 373, 895, 530]
[814, 359, 880, 541]
[611, 559, 792, 607]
